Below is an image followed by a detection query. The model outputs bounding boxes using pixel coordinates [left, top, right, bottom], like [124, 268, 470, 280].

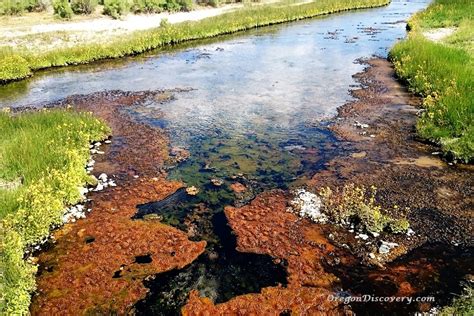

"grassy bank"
[0, 0, 391, 82]
[389, 0, 473, 162]
[0, 109, 110, 314]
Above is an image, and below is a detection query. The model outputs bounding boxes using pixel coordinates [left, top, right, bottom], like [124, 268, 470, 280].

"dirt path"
[1, 0, 311, 51]
[422, 27, 456, 42]
[2, 5, 239, 38]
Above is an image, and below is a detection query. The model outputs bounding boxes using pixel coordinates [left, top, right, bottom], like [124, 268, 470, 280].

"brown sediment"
[30, 91, 206, 315]
[182, 191, 353, 315]
[308, 58, 473, 259]
[182, 58, 473, 314]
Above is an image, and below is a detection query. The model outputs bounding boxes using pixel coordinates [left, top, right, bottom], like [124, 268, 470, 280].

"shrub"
[197, 0, 219, 7]
[439, 285, 473, 316]
[319, 184, 410, 234]
[130, 0, 164, 13]
[53, 0, 73, 18]
[26, 0, 49, 12]
[388, 218, 410, 234]
[1, 0, 27, 15]
[163, 0, 180, 11]
[103, 0, 128, 18]
[178, 0, 192, 11]
[71, 0, 97, 14]
[160, 17, 170, 27]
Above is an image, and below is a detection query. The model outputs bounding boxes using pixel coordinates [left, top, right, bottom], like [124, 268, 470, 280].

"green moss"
[0, 109, 110, 314]
[0, 0, 391, 82]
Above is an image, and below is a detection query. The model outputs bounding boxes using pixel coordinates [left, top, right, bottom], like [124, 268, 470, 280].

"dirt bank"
[30, 91, 206, 314]
[312, 58, 473, 257]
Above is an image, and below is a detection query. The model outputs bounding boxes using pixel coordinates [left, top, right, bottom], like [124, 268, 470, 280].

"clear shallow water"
[2, 0, 432, 313]
[0, 0, 430, 189]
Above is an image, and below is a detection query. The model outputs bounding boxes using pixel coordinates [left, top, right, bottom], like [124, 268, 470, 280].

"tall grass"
[0, 0, 391, 82]
[389, 0, 473, 162]
[0, 109, 110, 314]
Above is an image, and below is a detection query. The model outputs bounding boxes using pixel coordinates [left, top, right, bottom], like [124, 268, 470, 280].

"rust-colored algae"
[182, 191, 352, 315]
[184, 59, 473, 314]
[30, 91, 206, 315]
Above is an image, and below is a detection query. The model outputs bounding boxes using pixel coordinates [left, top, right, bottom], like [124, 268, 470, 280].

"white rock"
[288, 189, 327, 223]
[104, 140, 112, 144]
[371, 232, 380, 238]
[358, 233, 369, 240]
[108, 180, 117, 187]
[79, 187, 88, 196]
[378, 240, 398, 254]
[354, 121, 369, 129]
[379, 244, 390, 254]
[96, 150, 105, 155]
[98, 173, 108, 181]
[94, 142, 101, 147]
[90, 149, 98, 154]
[94, 183, 104, 191]
[369, 253, 376, 259]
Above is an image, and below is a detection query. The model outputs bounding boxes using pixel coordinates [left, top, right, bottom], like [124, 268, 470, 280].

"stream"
[4, 0, 467, 315]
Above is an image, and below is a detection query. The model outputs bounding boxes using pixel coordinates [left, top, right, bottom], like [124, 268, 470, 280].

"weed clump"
[53, 0, 73, 18]
[319, 183, 410, 234]
[71, 0, 98, 14]
[439, 285, 473, 315]
[103, 0, 129, 18]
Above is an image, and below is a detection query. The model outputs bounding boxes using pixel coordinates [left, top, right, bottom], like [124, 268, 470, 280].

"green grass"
[0, 109, 110, 314]
[439, 285, 474, 316]
[0, 0, 391, 82]
[389, 0, 473, 162]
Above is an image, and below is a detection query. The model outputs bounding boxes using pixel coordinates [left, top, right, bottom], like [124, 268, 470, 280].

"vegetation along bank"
[0, 109, 110, 314]
[389, 0, 473, 162]
[0, 0, 391, 83]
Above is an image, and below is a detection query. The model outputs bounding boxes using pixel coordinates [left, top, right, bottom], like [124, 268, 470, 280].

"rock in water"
[288, 189, 327, 223]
